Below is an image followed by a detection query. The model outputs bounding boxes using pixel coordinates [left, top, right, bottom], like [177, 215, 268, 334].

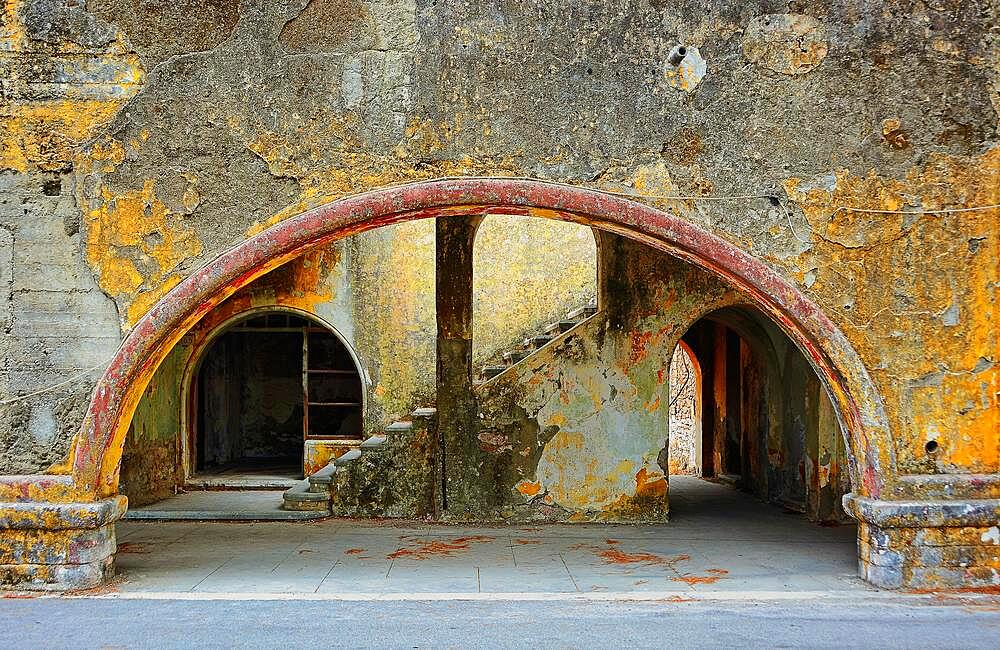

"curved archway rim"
[70, 177, 894, 498]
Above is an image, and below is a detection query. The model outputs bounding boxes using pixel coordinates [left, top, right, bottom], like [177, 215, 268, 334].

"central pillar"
[435, 215, 485, 517]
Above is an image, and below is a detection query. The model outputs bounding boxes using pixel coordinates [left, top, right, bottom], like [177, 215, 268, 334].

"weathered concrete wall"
[0, 173, 121, 474]
[3, 0, 996, 481]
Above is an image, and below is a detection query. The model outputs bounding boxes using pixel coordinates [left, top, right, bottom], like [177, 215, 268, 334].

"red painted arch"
[68, 178, 894, 499]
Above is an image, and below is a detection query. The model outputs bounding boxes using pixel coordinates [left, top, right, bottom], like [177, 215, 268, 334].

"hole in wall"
[668, 45, 687, 66]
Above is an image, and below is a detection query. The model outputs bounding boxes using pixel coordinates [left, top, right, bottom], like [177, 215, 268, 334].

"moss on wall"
[120, 341, 186, 506]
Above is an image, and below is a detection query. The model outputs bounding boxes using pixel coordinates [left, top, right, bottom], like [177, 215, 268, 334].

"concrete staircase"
[282, 408, 437, 514]
[479, 302, 597, 382]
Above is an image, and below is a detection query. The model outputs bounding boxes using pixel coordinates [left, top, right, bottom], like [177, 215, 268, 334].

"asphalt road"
[2, 597, 999, 648]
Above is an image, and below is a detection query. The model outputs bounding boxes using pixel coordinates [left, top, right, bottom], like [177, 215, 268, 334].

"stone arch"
[59, 178, 893, 500]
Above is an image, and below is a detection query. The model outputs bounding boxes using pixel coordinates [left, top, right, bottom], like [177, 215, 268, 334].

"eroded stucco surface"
[473, 215, 597, 366]
[1, 0, 997, 494]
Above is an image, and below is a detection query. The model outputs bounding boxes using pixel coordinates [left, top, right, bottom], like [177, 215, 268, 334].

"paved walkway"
[111, 477, 864, 597]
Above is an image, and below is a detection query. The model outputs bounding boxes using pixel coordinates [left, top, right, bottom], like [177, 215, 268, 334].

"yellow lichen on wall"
[0, 1, 144, 172]
[257, 247, 341, 314]
[78, 154, 204, 328]
[784, 147, 1000, 473]
[352, 220, 437, 420]
[0, 99, 128, 172]
[473, 215, 597, 363]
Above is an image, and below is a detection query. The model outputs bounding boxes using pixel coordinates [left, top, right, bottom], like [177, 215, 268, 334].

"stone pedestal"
[0, 496, 126, 591]
[845, 494, 1000, 589]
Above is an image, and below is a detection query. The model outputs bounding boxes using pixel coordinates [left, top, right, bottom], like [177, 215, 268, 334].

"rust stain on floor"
[569, 539, 690, 568]
[343, 548, 366, 555]
[597, 548, 690, 567]
[513, 538, 541, 545]
[672, 569, 729, 585]
[387, 535, 495, 560]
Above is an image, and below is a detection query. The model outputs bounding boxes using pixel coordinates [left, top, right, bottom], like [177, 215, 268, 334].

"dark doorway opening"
[193, 312, 363, 479]
[672, 306, 852, 525]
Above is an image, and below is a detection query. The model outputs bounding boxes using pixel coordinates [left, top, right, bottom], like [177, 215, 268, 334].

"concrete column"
[435, 216, 484, 516]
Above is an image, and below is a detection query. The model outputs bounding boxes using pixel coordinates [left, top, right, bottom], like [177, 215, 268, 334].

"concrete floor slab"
[110, 477, 867, 596]
[124, 490, 326, 521]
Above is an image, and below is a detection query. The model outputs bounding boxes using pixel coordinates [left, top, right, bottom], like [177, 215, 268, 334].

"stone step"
[543, 320, 578, 336]
[386, 421, 413, 438]
[523, 334, 554, 349]
[307, 462, 340, 493]
[567, 304, 598, 320]
[481, 365, 508, 380]
[411, 407, 437, 419]
[334, 448, 362, 466]
[282, 479, 331, 512]
[361, 434, 387, 450]
[502, 349, 530, 364]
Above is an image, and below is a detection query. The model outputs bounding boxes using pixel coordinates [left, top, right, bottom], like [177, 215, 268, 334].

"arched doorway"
[667, 341, 702, 477]
[189, 311, 364, 482]
[673, 306, 851, 523]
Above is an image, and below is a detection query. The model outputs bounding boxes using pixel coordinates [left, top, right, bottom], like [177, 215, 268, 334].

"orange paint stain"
[386, 535, 494, 560]
[343, 548, 366, 555]
[634, 467, 668, 498]
[515, 480, 542, 497]
[596, 548, 690, 568]
[672, 570, 729, 585]
[625, 330, 655, 370]
[513, 538, 542, 545]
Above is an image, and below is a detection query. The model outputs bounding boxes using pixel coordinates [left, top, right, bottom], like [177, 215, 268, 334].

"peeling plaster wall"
[0, 0, 997, 490]
[473, 236, 735, 521]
